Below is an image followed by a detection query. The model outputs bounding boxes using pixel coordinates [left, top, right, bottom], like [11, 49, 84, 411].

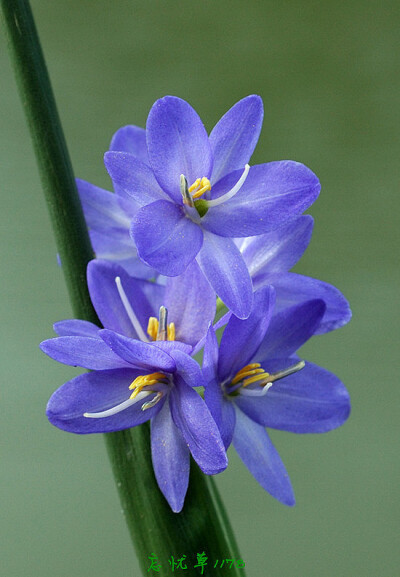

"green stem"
[1, 0, 95, 321]
[1, 1, 245, 575]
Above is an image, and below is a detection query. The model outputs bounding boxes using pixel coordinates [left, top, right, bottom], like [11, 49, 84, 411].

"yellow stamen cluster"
[147, 317, 175, 341]
[231, 363, 270, 388]
[129, 372, 167, 399]
[188, 177, 211, 199]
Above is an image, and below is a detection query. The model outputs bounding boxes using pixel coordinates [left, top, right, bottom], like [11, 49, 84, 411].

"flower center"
[180, 174, 211, 207]
[226, 360, 305, 397]
[189, 177, 211, 199]
[83, 301, 173, 419]
[147, 316, 175, 341]
[83, 373, 168, 419]
[180, 165, 250, 218]
[129, 372, 169, 400]
[115, 277, 176, 344]
[232, 363, 269, 387]
[83, 372, 168, 419]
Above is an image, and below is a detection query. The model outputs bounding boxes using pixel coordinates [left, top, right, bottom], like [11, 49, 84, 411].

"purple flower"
[101, 95, 320, 318]
[76, 177, 154, 279]
[77, 170, 349, 333]
[236, 215, 352, 334]
[203, 286, 351, 506]
[41, 260, 225, 512]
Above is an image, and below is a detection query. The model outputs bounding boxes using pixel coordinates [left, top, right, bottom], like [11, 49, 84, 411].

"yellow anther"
[188, 177, 211, 199]
[242, 372, 270, 387]
[142, 372, 166, 383]
[230, 360, 306, 394]
[231, 367, 264, 384]
[231, 363, 270, 388]
[146, 317, 175, 341]
[167, 322, 175, 341]
[129, 372, 167, 399]
[231, 363, 261, 384]
[188, 178, 201, 192]
[147, 317, 158, 341]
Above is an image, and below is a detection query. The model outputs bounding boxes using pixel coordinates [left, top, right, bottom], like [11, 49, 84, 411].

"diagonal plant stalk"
[1, 1, 245, 575]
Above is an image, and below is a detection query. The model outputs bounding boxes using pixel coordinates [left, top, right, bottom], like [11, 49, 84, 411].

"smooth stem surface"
[106, 424, 244, 576]
[1, 1, 245, 575]
[1, 0, 95, 321]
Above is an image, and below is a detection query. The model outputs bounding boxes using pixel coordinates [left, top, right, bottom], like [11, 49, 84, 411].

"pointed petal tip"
[170, 502, 184, 514]
[200, 453, 229, 476]
[103, 149, 116, 166]
[243, 93, 263, 111]
[151, 95, 188, 107]
[284, 493, 296, 507]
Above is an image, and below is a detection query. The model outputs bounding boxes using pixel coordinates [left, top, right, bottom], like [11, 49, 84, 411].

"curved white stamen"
[141, 391, 163, 411]
[115, 276, 149, 342]
[239, 382, 273, 396]
[83, 390, 151, 418]
[206, 164, 250, 208]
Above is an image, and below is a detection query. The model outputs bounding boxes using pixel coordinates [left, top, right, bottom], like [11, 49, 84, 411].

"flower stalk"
[1, 1, 245, 575]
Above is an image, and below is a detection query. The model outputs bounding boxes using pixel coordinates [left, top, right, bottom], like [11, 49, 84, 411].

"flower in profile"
[203, 286, 351, 505]
[101, 95, 320, 318]
[40, 260, 226, 512]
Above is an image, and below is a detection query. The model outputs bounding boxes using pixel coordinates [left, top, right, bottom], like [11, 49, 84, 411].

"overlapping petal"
[109, 125, 149, 165]
[40, 336, 129, 370]
[164, 261, 216, 346]
[218, 285, 275, 382]
[218, 399, 236, 450]
[196, 231, 253, 319]
[202, 324, 219, 386]
[236, 359, 350, 433]
[233, 408, 295, 506]
[46, 369, 163, 434]
[209, 95, 263, 184]
[132, 200, 204, 276]
[270, 273, 352, 334]
[104, 152, 167, 206]
[201, 162, 320, 237]
[99, 329, 176, 371]
[254, 299, 326, 362]
[53, 319, 100, 338]
[151, 398, 190, 513]
[89, 228, 136, 259]
[169, 349, 205, 389]
[238, 215, 313, 280]
[77, 178, 133, 228]
[170, 375, 228, 475]
[146, 96, 213, 203]
[89, 230, 154, 278]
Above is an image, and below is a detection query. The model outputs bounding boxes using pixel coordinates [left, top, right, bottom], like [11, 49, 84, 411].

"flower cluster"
[41, 95, 351, 512]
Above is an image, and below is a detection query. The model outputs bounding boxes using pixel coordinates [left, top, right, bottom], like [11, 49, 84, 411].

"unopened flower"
[203, 286, 351, 505]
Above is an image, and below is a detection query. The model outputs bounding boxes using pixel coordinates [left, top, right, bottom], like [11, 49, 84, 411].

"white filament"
[141, 391, 163, 410]
[206, 164, 250, 208]
[115, 276, 149, 342]
[239, 382, 273, 397]
[83, 390, 151, 418]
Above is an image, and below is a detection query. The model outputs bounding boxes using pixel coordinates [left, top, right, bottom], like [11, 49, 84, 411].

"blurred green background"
[1, 1, 399, 575]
